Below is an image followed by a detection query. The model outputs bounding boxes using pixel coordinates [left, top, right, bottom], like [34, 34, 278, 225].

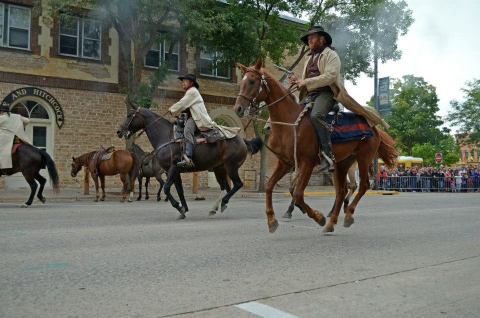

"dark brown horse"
[117, 108, 262, 219]
[0, 144, 59, 206]
[234, 60, 398, 233]
[71, 150, 136, 202]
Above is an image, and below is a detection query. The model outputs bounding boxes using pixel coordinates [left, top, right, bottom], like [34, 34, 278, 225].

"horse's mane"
[140, 108, 172, 127]
[260, 68, 299, 106]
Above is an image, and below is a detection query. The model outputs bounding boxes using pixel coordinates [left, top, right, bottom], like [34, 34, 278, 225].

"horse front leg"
[91, 173, 100, 202]
[99, 175, 106, 201]
[137, 176, 143, 201]
[163, 167, 185, 218]
[119, 173, 128, 202]
[265, 160, 291, 233]
[292, 162, 326, 229]
[173, 173, 188, 213]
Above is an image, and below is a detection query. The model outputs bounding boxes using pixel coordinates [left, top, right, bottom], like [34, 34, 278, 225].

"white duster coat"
[169, 87, 239, 138]
[0, 113, 31, 169]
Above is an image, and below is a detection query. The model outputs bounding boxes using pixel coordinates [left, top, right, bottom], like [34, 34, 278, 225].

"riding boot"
[316, 125, 335, 172]
[177, 141, 195, 169]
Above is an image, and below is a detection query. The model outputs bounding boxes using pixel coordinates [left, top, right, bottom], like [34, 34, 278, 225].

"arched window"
[11, 100, 49, 119]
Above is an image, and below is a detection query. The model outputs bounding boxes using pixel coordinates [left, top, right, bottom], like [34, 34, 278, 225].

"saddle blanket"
[326, 112, 374, 144]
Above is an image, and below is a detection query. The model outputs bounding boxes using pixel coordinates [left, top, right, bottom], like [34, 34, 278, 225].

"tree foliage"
[386, 75, 457, 158]
[448, 79, 480, 144]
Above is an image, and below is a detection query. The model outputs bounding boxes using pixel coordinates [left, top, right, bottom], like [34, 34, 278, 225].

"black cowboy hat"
[300, 25, 332, 46]
[178, 74, 199, 89]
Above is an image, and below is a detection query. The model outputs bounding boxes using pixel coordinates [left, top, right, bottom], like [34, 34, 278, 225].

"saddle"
[89, 146, 115, 177]
[174, 114, 227, 145]
[301, 97, 373, 144]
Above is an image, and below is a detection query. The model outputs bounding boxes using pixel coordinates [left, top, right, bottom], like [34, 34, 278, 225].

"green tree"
[448, 79, 480, 144]
[412, 136, 459, 166]
[386, 75, 447, 155]
[49, 0, 216, 110]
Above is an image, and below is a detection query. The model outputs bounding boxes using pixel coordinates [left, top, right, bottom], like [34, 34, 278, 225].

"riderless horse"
[130, 143, 166, 201]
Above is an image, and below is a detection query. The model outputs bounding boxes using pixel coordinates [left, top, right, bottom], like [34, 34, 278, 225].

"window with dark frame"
[59, 14, 101, 60]
[199, 48, 230, 79]
[144, 36, 180, 71]
[0, 2, 31, 50]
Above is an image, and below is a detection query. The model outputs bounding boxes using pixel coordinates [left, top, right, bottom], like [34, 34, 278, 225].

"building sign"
[1, 87, 65, 128]
[378, 77, 391, 117]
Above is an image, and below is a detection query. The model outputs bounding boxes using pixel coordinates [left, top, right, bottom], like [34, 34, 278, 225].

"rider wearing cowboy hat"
[168, 74, 215, 168]
[289, 25, 337, 172]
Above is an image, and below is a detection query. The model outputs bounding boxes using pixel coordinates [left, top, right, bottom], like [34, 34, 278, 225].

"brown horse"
[71, 150, 136, 202]
[234, 60, 398, 233]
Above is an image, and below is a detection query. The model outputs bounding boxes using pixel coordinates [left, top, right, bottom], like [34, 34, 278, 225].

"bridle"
[237, 68, 298, 117]
[236, 68, 270, 117]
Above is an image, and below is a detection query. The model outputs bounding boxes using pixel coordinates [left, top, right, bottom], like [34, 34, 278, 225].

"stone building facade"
[0, 0, 331, 192]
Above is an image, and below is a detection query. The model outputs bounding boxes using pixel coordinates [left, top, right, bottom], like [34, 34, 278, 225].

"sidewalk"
[0, 185, 397, 203]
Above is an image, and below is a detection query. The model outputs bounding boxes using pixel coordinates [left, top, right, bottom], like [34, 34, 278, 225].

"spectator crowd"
[376, 166, 480, 192]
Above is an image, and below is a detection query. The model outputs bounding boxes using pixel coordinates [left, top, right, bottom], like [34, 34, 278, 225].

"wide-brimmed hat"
[300, 26, 332, 46]
[178, 74, 199, 89]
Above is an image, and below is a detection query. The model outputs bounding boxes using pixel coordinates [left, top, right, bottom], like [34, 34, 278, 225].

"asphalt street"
[1, 193, 479, 318]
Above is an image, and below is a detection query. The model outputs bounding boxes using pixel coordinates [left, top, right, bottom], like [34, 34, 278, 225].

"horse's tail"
[39, 149, 60, 193]
[244, 137, 263, 155]
[376, 128, 399, 168]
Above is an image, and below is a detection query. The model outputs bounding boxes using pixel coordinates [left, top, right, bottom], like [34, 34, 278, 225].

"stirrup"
[318, 151, 335, 172]
[177, 155, 195, 168]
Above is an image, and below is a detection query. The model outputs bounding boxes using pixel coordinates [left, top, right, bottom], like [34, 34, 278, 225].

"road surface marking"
[235, 301, 298, 318]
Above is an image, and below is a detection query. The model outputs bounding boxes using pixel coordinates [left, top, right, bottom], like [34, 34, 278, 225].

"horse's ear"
[254, 57, 263, 70]
[236, 62, 248, 74]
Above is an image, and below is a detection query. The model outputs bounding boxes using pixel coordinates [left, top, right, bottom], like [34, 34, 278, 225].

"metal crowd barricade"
[376, 176, 480, 192]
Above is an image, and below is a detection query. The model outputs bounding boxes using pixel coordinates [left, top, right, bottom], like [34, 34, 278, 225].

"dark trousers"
[309, 91, 336, 156]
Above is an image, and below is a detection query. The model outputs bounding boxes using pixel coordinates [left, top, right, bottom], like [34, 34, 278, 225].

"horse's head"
[71, 156, 82, 177]
[117, 108, 146, 139]
[234, 58, 269, 118]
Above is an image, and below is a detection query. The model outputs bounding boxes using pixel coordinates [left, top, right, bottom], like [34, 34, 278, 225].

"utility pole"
[373, 41, 379, 190]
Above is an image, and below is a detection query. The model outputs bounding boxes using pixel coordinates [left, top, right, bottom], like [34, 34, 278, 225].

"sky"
[343, 0, 480, 132]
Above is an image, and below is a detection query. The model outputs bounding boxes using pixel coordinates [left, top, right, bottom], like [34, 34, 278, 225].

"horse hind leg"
[144, 177, 150, 200]
[324, 160, 351, 233]
[35, 173, 47, 203]
[344, 164, 370, 228]
[220, 166, 244, 213]
[22, 171, 38, 207]
[209, 167, 228, 216]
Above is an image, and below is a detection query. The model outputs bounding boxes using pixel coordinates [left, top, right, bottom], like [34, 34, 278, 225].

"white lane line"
[235, 301, 299, 318]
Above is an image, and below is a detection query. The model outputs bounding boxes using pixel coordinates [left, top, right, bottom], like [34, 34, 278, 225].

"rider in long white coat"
[0, 105, 31, 169]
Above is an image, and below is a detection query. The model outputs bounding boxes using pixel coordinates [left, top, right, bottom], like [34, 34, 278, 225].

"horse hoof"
[282, 210, 292, 219]
[221, 204, 227, 213]
[323, 224, 335, 233]
[94, 199, 99, 202]
[100, 198, 105, 202]
[344, 216, 354, 228]
[21, 204, 30, 208]
[136, 197, 141, 201]
[157, 197, 161, 202]
[127, 199, 133, 203]
[145, 196, 149, 200]
[180, 206, 187, 214]
[39, 197, 46, 204]
[209, 210, 217, 216]
[177, 213, 186, 220]
[268, 220, 279, 233]
[314, 210, 326, 226]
